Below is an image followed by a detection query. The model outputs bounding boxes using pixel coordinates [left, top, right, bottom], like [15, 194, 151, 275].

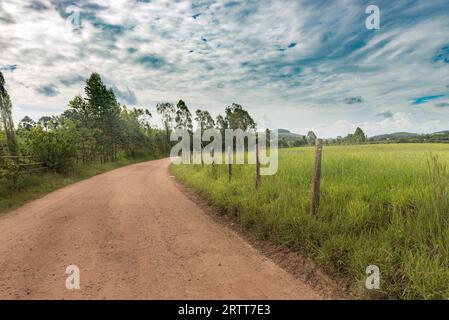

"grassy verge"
[0, 155, 163, 214]
[170, 144, 449, 299]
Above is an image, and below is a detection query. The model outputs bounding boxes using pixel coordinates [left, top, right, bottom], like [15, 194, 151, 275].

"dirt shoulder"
[172, 177, 350, 300]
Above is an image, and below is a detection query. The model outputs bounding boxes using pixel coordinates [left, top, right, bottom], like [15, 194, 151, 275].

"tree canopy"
[307, 131, 317, 146]
[353, 127, 366, 143]
[0, 72, 19, 156]
[225, 103, 256, 131]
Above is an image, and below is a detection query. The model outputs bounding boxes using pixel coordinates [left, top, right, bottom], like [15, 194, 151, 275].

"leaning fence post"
[255, 138, 261, 189]
[310, 139, 323, 215]
[228, 145, 232, 180]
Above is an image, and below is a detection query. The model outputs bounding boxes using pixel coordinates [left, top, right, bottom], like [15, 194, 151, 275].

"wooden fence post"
[201, 141, 204, 166]
[228, 145, 232, 180]
[310, 138, 323, 215]
[256, 139, 261, 189]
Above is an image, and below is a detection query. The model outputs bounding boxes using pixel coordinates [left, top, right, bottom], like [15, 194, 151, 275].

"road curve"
[0, 158, 321, 299]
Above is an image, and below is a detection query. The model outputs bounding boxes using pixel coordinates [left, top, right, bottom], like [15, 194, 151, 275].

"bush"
[26, 124, 76, 172]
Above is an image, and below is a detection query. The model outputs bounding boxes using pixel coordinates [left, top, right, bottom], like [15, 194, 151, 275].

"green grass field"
[171, 143, 449, 299]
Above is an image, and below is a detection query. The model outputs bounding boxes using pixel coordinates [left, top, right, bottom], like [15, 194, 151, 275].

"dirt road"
[0, 158, 321, 299]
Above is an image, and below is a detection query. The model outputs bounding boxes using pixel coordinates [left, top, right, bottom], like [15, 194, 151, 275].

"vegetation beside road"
[172, 143, 449, 299]
[0, 155, 159, 214]
[1, 68, 262, 215]
[1, 71, 173, 212]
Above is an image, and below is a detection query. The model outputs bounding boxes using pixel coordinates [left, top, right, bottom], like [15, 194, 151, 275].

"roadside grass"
[170, 143, 449, 299]
[0, 155, 162, 214]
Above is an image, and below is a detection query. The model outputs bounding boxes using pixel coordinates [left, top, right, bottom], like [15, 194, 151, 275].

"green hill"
[370, 132, 421, 141]
[277, 129, 305, 141]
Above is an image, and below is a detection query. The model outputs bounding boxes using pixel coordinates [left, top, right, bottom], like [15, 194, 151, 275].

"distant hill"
[270, 129, 449, 146]
[277, 129, 305, 141]
[369, 132, 421, 141]
[368, 130, 449, 143]
[432, 130, 449, 135]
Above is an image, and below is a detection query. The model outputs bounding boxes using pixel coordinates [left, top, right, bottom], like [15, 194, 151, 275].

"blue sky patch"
[112, 85, 138, 105]
[0, 65, 17, 72]
[36, 84, 59, 97]
[135, 54, 167, 69]
[411, 94, 446, 105]
[434, 46, 449, 63]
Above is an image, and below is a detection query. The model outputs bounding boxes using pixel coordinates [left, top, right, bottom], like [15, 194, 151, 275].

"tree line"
[0, 71, 258, 183]
[278, 127, 367, 148]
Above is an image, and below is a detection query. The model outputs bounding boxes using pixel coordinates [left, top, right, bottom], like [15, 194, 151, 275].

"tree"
[344, 133, 354, 144]
[336, 136, 343, 145]
[225, 103, 256, 131]
[353, 127, 366, 143]
[83, 73, 121, 161]
[293, 136, 307, 147]
[175, 100, 193, 132]
[0, 72, 19, 156]
[120, 107, 152, 157]
[142, 109, 152, 131]
[18, 116, 35, 131]
[67, 95, 90, 126]
[195, 109, 215, 132]
[38, 116, 52, 130]
[156, 102, 175, 146]
[279, 137, 289, 148]
[307, 131, 317, 146]
[215, 114, 228, 150]
[215, 114, 228, 132]
[27, 117, 76, 172]
[84, 73, 117, 121]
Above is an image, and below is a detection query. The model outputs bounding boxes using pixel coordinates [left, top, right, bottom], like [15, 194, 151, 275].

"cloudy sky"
[1, 0, 449, 137]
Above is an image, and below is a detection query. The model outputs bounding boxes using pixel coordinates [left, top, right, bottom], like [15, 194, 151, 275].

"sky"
[0, 0, 449, 138]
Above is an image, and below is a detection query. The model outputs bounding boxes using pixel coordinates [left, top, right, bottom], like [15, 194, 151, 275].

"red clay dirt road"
[0, 158, 322, 299]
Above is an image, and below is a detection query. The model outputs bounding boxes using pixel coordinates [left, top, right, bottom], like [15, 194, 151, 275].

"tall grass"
[171, 144, 449, 299]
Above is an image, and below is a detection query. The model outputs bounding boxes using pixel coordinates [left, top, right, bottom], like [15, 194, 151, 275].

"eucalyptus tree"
[156, 101, 175, 147]
[175, 100, 193, 132]
[307, 131, 317, 146]
[224, 103, 256, 131]
[194, 109, 215, 150]
[18, 116, 36, 131]
[0, 72, 19, 156]
[195, 109, 215, 132]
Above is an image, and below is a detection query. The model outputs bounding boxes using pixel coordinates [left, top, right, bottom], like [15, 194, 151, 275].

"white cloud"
[0, 0, 448, 136]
